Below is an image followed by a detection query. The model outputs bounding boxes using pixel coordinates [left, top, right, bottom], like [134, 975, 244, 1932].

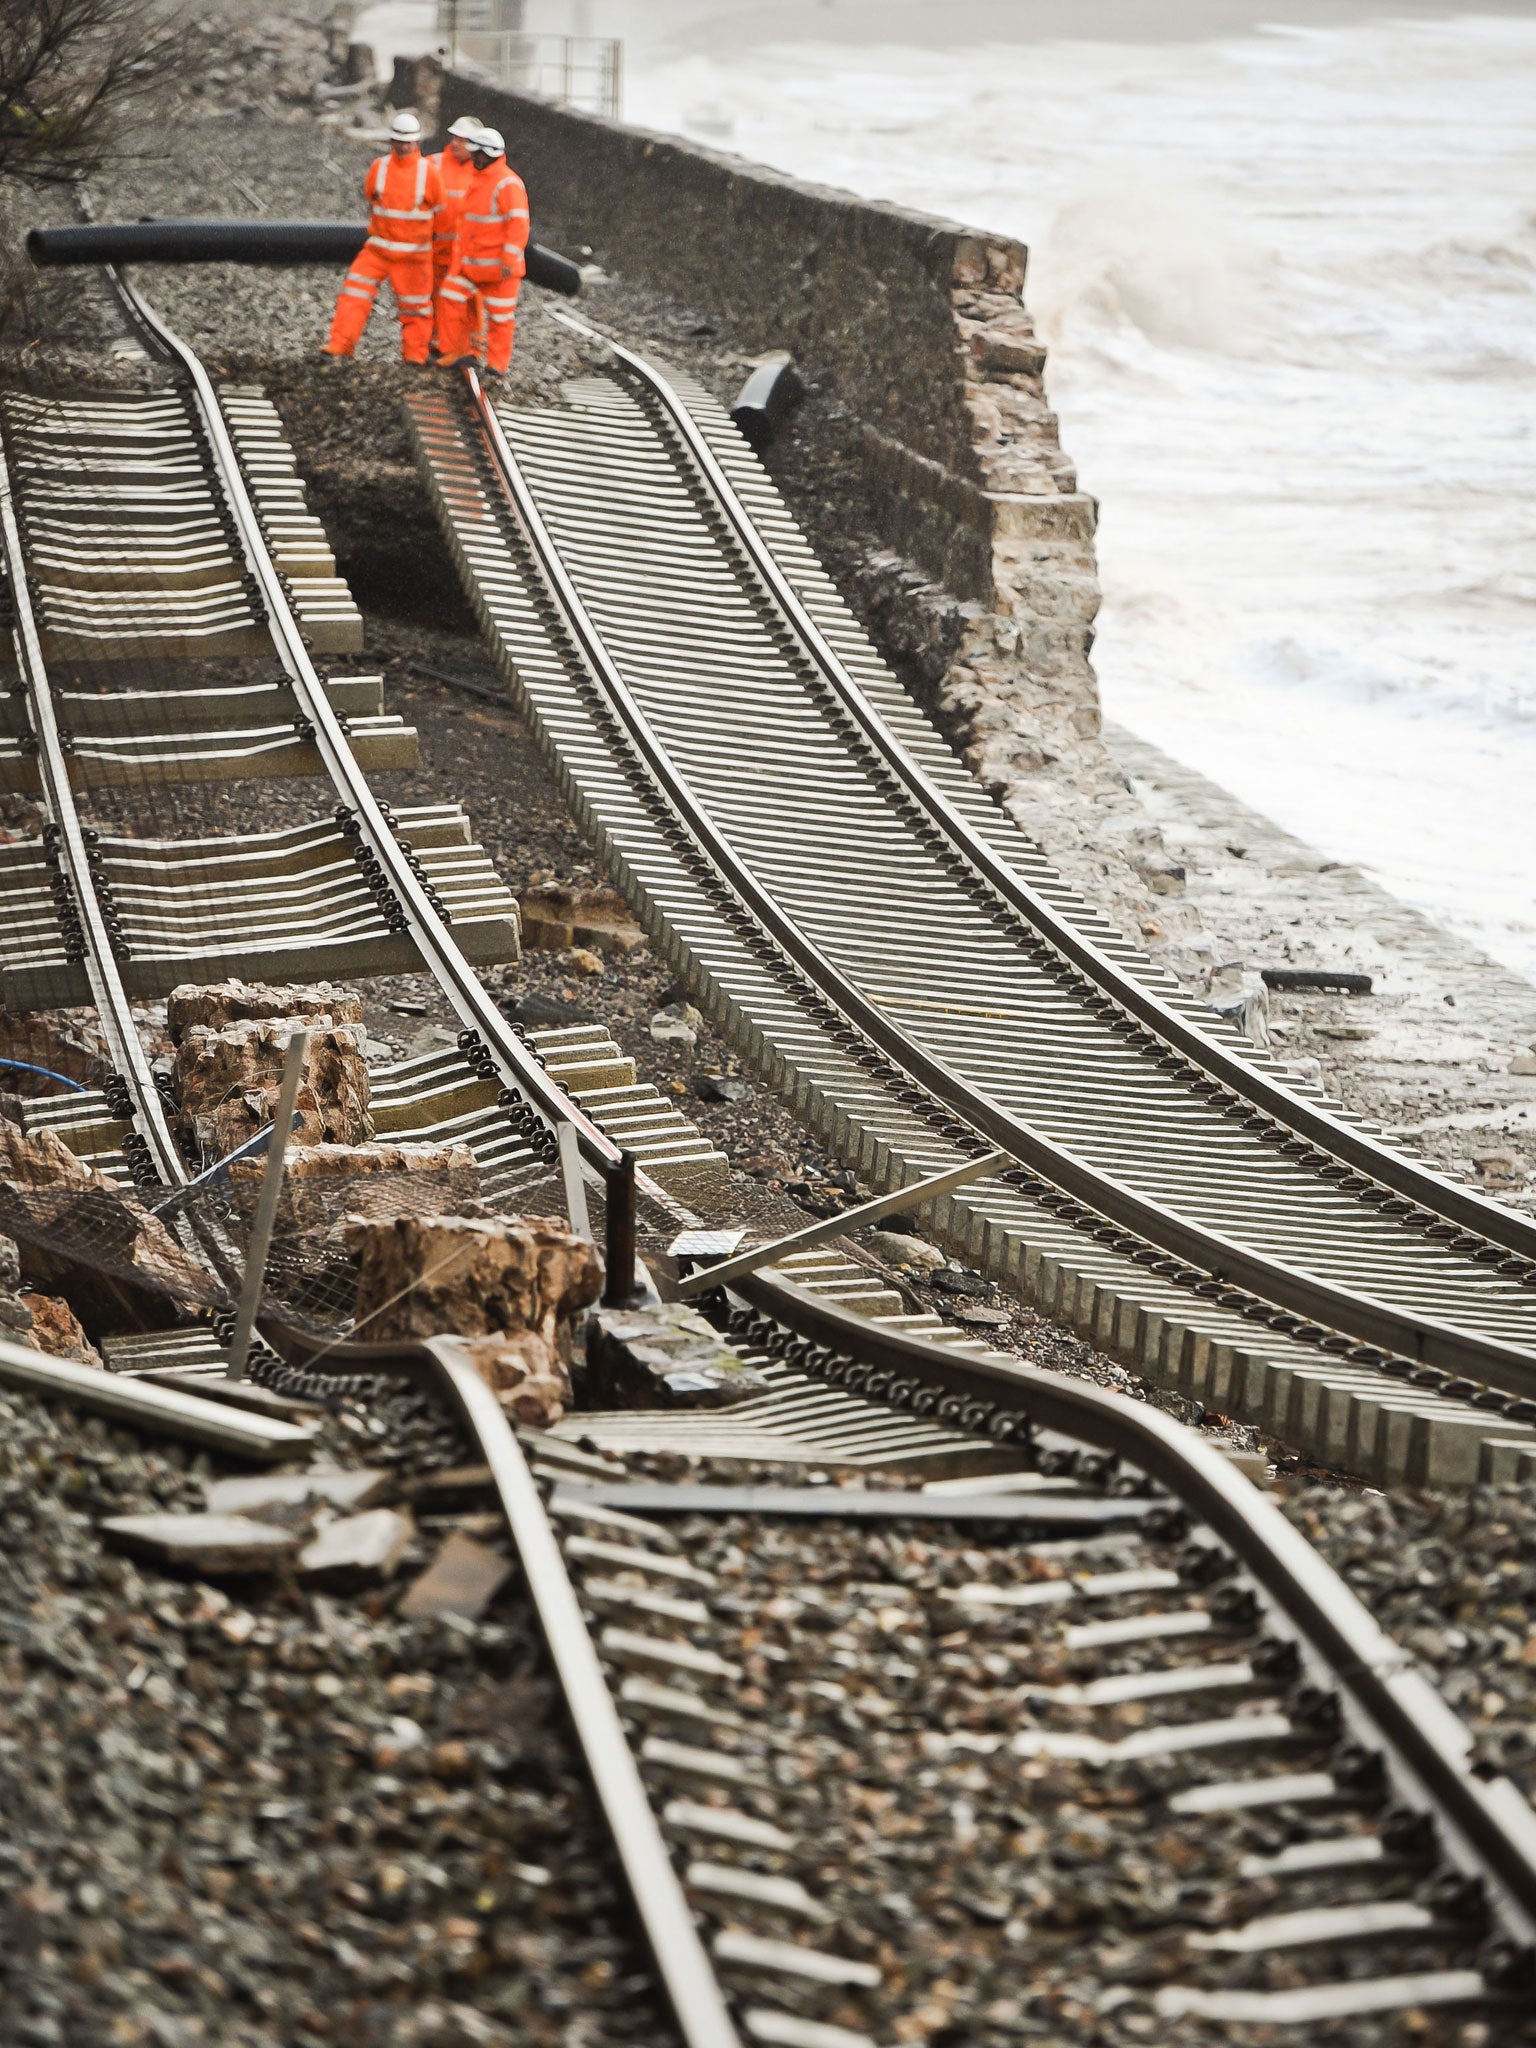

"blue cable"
[0, 1058, 88, 1095]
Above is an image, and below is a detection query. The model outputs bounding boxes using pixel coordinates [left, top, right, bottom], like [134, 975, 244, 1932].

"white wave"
[618, 12, 1536, 982]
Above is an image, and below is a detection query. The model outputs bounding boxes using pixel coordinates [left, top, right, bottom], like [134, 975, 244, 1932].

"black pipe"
[730, 355, 804, 451]
[601, 1149, 639, 1309]
[26, 220, 582, 297]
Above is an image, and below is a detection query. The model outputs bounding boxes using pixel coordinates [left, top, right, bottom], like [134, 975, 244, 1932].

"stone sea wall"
[409, 61, 1197, 962]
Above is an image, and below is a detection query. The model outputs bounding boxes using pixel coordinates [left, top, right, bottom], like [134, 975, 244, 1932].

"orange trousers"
[432, 256, 485, 351]
[437, 268, 521, 374]
[325, 245, 434, 364]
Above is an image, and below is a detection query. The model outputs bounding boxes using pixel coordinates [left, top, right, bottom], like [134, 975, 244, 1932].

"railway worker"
[322, 111, 443, 367]
[435, 127, 529, 378]
[429, 113, 484, 347]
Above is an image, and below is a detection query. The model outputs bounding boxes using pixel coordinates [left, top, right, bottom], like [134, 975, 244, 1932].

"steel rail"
[463, 367, 1536, 1399]
[106, 270, 685, 1224]
[263, 1318, 742, 2048]
[733, 1267, 1536, 1947]
[0, 436, 185, 1185]
[567, 313, 1536, 1268]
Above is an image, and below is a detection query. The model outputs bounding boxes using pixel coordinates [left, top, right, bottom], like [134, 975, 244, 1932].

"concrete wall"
[429, 65, 1088, 610]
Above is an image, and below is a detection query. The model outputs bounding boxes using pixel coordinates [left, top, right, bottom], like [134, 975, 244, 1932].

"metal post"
[601, 1149, 638, 1308]
[225, 1029, 308, 1382]
[557, 1119, 592, 1240]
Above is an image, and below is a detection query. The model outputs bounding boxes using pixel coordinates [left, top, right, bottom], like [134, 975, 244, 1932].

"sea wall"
[406, 61, 1196, 954]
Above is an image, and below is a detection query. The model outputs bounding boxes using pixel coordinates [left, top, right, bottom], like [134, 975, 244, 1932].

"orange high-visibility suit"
[429, 146, 477, 343]
[436, 153, 530, 375]
[325, 148, 444, 365]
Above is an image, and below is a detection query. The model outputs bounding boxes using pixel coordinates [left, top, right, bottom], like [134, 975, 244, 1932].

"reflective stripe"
[367, 235, 433, 255]
[372, 205, 436, 220]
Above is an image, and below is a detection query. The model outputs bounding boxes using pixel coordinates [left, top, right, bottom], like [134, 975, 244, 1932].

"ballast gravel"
[0, 1382, 677, 2048]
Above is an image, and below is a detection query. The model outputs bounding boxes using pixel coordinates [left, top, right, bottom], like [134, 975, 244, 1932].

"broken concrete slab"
[587, 1301, 772, 1409]
[100, 1512, 299, 1574]
[205, 1469, 391, 1518]
[399, 1531, 513, 1621]
[298, 1507, 415, 1588]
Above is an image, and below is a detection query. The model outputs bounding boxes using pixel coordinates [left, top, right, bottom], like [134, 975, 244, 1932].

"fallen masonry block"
[100, 1511, 300, 1574]
[399, 1530, 513, 1621]
[299, 1507, 415, 1588]
[519, 880, 646, 956]
[19, 1291, 101, 1365]
[205, 1469, 391, 1518]
[345, 1211, 600, 1425]
[173, 1013, 373, 1157]
[166, 977, 364, 1040]
[587, 1301, 772, 1408]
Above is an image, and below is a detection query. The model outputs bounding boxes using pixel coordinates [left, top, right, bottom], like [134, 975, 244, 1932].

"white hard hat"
[472, 127, 505, 156]
[389, 111, 422, 143]
[447, 115, 483, 140]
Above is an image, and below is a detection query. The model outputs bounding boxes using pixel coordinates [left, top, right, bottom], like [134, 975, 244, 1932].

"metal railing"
[441, 26, 621, 119]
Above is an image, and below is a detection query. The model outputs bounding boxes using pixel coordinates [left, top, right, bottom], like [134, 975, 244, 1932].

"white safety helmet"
[389, 111, 423, 144]
[447, 115, 483, 140]
[471, 127, 505, 158]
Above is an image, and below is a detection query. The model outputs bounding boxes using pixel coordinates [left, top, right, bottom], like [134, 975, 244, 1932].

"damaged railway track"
[6, 266, 1536, 2048]
[404, 333, 1536, 1496]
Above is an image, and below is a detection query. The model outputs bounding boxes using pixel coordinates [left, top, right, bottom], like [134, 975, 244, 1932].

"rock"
[953, 1302, 1010, 1327]
[930, 1267, 994, 1299]
[1210, 986, 1271, 1047]
[587, 1301, 773, 1407]
[407, 1023, 459, 1059]
[344, 1211, 601, 1423]
[1510, 1052, 1536, 1076]
[227, 1140, 480, 1232]
[1474, 1150, 1521, 1187]
[865, 1230, 946, 1270]
[455, 1333, 574, 1426]
[505, 991, 596, 1030]
[650, 1001, 702, 1048]
[166, 977, 362, 1042]
[204, 1469, 390, 1518]
[519, 879, 644, 956]
[695, 1074, 750, 1103]
[0, 1230, 20, 1289]
[0, 1118, 220, 1320]
[173, 1015, 373, 1158]
[100, 1512, 299, 1574]
[19, 1292, 103, 1366]
[0, 1291, 32, 1332]
[559, 947, 606, 976]
[399, 1531, 512, 1621]
[298, 1507, 415, 1588]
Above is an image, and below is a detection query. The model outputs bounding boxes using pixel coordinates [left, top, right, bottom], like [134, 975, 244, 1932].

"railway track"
[285, 1276, 1536, 2047]
[7, 267, 1536, 2045]
[0, 266, 722, 1247]
[404, 337, 1536, 1490]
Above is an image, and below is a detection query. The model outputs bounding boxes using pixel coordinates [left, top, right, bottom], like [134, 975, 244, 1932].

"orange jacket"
[429, 148, 476, 267]
[453, 155, 530, 280]
[363, 148, 444, 258]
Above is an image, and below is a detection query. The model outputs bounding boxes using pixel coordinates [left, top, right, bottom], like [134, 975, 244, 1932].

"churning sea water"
[620, 10, 1536, 984]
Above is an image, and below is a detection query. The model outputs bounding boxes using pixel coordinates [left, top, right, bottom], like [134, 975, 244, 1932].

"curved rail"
[735, 1267, 1536, 1943]
[0, 438, 185, 1186]
[463, 363, 1536, 1398]
[108, 270, 685, 1225]
[571, 314, 1536, 1265]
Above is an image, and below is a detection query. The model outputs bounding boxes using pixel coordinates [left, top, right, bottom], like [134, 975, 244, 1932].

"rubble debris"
[399, 1530, 513, 1621]
[518, 878, 645, 956]
[650, 1001, 702, 1047]
[695, 1073, 750, 1103]
[345, 1212, 601, 1426]
[0, 1119, 221, 1323]
[227, 1139, 480, 1231]
[1260, 967, 1373, 994]
[100, 1511, 299, 1573]
[587, 1300, 772, 1408]
[205, 1468, 391, 1517]
[173, 1012, 373, 1157]
[166, 977, 363, 1040]
[18, 1291, 102, 1366]
[298, 1506, 415, 1588]
[864, 1229, 945, 1270]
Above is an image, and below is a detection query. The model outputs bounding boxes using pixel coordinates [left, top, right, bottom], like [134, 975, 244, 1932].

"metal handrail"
[464, 365, 1536, 1397]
